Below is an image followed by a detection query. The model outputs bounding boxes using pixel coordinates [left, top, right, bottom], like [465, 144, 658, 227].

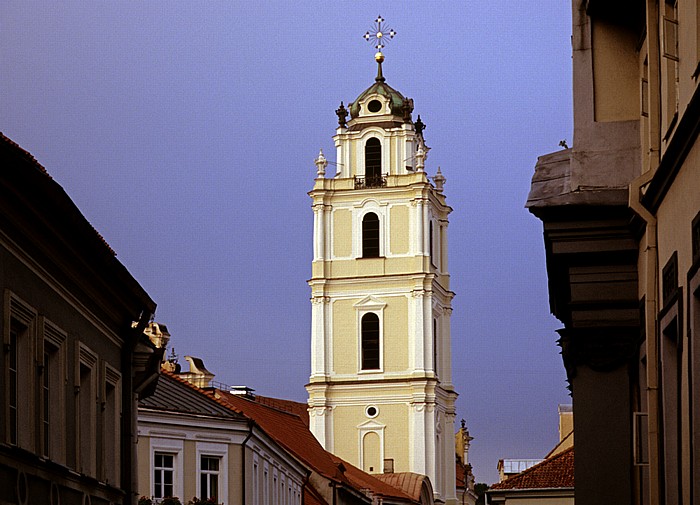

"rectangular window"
[662, 0, 680, 138]
[4, 291, 36, 450]
[692, 211, 700, 266]
[77, 343, 98, 476]
[154, 453, 175, 498]
[103, 363, 121, 484]
[42, 319, 67, 464]
[433, 318, 439, 378]
[9, 325, 19, 446]
[662, 252, 679, 307]
[42, 351, 50, 456]
[200, 456, 220, 500]
[660, 306, 682, 505]
[253, 462, 259, 505]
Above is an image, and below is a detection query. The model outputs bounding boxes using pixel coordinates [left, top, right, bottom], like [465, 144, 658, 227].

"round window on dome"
[366, 405, 379, 418]
[367, 100, 382, 113]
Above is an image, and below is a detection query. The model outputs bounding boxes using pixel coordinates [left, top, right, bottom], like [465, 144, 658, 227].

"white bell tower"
[306, 19, 458, 505]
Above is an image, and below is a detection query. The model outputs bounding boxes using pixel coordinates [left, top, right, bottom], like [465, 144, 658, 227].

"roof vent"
[230, 386, 256, 399]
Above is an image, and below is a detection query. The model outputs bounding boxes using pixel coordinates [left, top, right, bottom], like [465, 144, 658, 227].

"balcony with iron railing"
[354, 174, 387, 189]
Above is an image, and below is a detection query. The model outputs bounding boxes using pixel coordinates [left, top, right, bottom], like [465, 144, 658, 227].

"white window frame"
[353, 200, 388, 259]
[354, 296, 386, 374]
[151, 438, 184, 501]
[196, 442, 228, 503]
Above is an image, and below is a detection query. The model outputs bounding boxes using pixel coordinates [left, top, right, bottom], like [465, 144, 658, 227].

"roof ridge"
[1, 132, 50, 176]
[161, 370, 248, 417]
[544, 430, 573, 458]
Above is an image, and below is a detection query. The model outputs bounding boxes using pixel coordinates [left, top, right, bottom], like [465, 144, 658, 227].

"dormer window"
[367, 100, 382, 113]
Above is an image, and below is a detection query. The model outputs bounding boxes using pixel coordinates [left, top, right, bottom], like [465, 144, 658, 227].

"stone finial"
[315, 149, 328, 177]
[415, 144, 426, 172]
[433, 167, 446, 192]
[414, 114, 426, 137]
[336, 102, 348, 128]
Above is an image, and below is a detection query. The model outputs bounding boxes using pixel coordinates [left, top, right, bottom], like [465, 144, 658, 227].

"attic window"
[368, 100, 382, 113]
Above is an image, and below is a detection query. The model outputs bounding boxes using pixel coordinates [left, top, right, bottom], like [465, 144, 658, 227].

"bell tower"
[306, 18, 458, 505]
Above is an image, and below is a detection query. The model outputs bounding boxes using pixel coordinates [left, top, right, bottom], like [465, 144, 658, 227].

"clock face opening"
[367, 100, 382, 113]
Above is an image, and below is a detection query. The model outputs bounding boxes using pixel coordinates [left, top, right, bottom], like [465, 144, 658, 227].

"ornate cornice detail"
[557, 326, 642, 388]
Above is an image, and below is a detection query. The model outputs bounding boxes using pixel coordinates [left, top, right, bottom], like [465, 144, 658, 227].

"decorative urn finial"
[434, 167, 446, 192]
[335, 102, 348, 128]
[315, 149, 328, 177]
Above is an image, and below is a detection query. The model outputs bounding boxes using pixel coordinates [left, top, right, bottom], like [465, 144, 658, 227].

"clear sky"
[2, 1, 573, 485]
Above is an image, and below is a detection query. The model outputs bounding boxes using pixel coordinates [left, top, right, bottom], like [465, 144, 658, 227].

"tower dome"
[347, 54, 414, 127]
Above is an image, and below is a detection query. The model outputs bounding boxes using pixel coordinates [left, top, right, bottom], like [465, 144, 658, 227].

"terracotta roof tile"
[490, 447, 574, 490]
[328, 456, 416, 503]
[254, 395, 310, 426]
[304, 485, 330, 505]
[211, 390, 346, 483]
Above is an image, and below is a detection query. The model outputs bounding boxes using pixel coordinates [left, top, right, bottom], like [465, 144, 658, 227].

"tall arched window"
[365, 138, 382, 182]
[362, 213, 380, 258]
[361, 313, 380, 370]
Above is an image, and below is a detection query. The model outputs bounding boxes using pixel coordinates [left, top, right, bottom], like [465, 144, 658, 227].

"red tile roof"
[254, 395, 310, 426]
[163, 377, 418, 503]
[490, 447, 574, 490]
[304, 485, 330, 505]
[211, 390, 346, 483]
[213, 389, 417, 503]
[328, 455, 415, 502]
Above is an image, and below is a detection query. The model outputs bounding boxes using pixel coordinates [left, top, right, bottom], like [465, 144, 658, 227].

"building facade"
[0, 133, 161, 505]
[306, 52, 458, 504]
[138, 372, 307, 505]
[527, 2, 700, 504]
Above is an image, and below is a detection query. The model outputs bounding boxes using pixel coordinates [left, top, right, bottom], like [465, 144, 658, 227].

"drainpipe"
[628, 1, 662, 503]
[241, 420, 254, 505]
[629, 166, 659, 505]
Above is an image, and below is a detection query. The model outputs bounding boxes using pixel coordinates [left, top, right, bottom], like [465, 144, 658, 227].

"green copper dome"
[348, 59, 413, 120]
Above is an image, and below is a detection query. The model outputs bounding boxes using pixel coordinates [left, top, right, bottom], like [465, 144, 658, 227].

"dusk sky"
[2, 1, 573, 484]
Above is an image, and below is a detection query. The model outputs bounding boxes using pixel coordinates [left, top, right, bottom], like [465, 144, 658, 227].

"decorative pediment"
[357, 419, 385, 430]
[354, 295, 387, 311]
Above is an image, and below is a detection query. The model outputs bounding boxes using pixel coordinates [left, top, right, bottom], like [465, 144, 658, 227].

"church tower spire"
[307, 21, 458, 505]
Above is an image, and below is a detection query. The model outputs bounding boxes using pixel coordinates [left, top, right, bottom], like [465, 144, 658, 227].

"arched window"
[361, 313, 380, 370]
[362, 213, 380, 258]
[365, 138, 382, 182]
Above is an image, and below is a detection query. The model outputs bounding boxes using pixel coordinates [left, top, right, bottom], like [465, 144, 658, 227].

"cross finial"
[363, 15, 396, 52]
[363, 16, 396, 83]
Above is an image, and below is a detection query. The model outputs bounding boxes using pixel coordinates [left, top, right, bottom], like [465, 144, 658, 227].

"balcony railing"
[354, 174, 387, 189]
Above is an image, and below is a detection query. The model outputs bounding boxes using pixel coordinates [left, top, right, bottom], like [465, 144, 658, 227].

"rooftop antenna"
[363, 15, 396, 82]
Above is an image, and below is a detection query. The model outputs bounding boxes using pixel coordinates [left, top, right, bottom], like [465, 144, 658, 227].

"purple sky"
[2, 1, 573, 484]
